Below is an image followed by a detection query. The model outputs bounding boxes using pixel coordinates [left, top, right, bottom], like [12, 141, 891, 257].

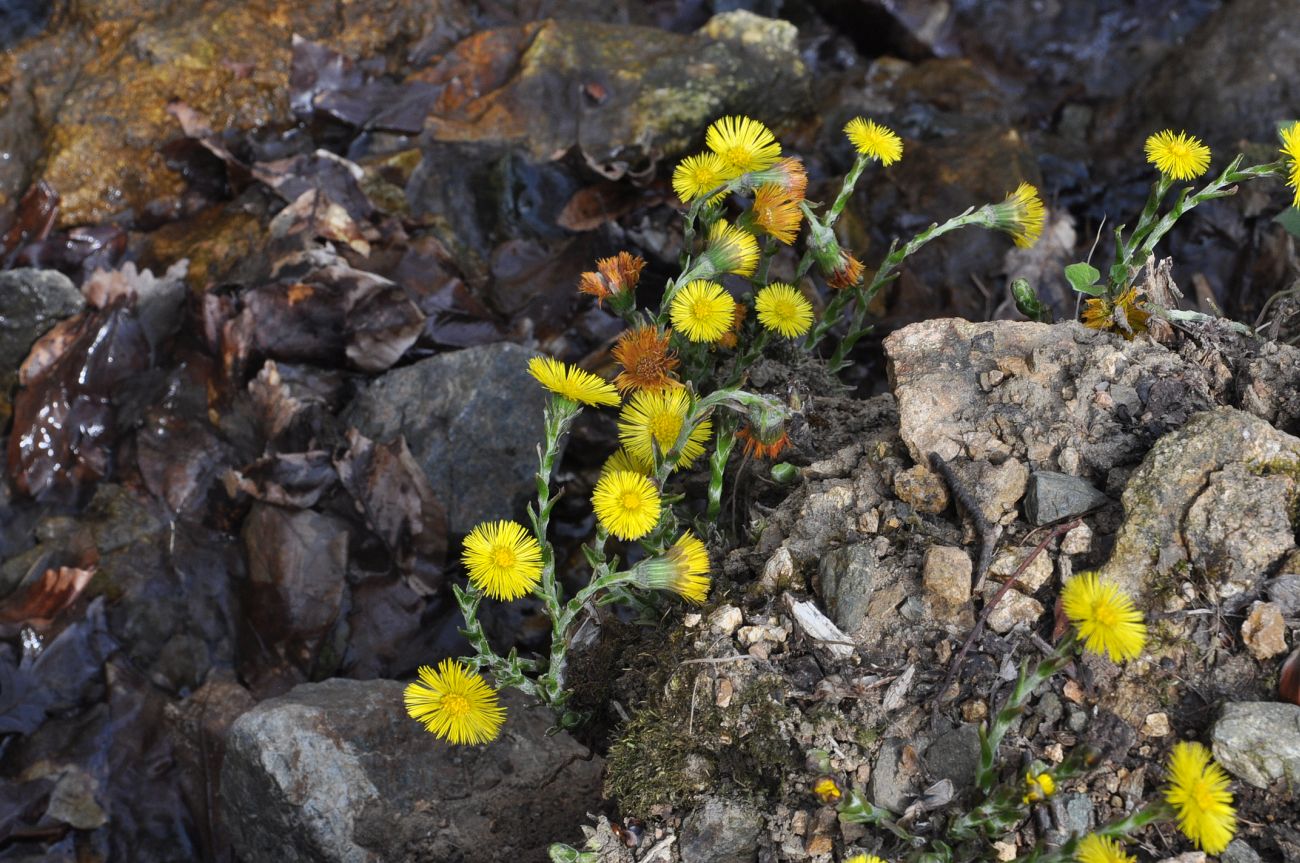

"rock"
[0, 268, 83, 371]
[678, 797, 765, 863]
[983, 588, 1044, 634]
[923, 546, 972, 617]
[1141, 712, 1171, 738]
[708, 605, 743, 636]
[1049, 793, 1094, 841]
[1101, 409, 1300, 609]
[1037, 693, 1063, 729]
[1221, 839, 1263, 863]
[1268, 570, 1300, 616]
[893, 465, 949, 514]
[819, 544, 876, 636]
[947, 457, 1028, 526]
[1061, 523, 1093, 556]
[1211, 701, 1300, 790]
[221, 680, 602, 863]
[1024, 471, 1110, 526]
[923, 724, 981, 791]
[989, 547, 1054, 592]
[870, 738, 920, 813]
[1241, 602, 1289, 661]
[344, 342, 548, 534]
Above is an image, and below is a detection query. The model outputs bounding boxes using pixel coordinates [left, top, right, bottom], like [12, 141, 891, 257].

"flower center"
[441, 692, 470, 717]
[1093, 602, 1119, 628]
[692, 299, 713, 321]
[493, 546, 516, 569]
[621, 492, 642, 511]
[1191, 781, 1215, 811]
[650, 412, 681, 446]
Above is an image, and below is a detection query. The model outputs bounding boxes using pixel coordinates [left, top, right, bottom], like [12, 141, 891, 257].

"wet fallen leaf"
[224, 451, 337, 509]
[0, 180, 58, 264]
[556, 182, 642, 232]
[0, 567, 95, 629]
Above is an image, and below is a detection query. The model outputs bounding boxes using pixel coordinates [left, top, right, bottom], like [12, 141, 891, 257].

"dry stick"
[931, 517, 1082, 725]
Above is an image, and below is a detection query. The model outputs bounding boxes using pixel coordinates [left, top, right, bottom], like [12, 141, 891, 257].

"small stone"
[747, 643, 770, 661]
[1044, 742, 1065, 763]
[708, 605, 743, 636]
[893, 465, 949, 514]
[683, 613, 702, 628]
[990, 547, 1054, 592]
[1160, 853, 1206, 863]
[984, 588, 1044, 634]
[1024, 471, 1111, 526]
[993, 840, 1018, 861]
[1268, 572, 1300, 615]
[1211, 701, 1300, 789]
[1241, 601, 1288, 660]
[1142, 712, 1171, 737]
[1038, 693, 1063, 728]
[789, 808, 808, 835]
[679, 798, 765, 863]
[759, 546, 795, 593]
[1061, 523, 1093, 555]
[923, 546, 972, 615]
[961, 699, 988, 722]
[1221, 839, 1262, 863]
[1062, 680, 1085, 704]
[923, 724, 981, 791]
[870, 739, 920, 813]
[715, 678, 734, 708]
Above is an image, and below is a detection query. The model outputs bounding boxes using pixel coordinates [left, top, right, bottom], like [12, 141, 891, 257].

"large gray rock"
[1211, 702, 1300, 792]
[678, 797, 765, 863]
[0, 268, 83, 371]
[221, 679, 603, 863]
[344, 342, 548, 534]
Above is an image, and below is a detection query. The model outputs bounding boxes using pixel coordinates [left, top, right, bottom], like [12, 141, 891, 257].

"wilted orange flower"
[826, 250, 865, 290]
[737, 424, 790, 460]
[612, 325, 680, 392]
[751, 157, 807, 200]
[578, 252, 646, 305]
[717, 301, 748, 349]
[1081, 287, 1150, 338]
[749, 184, 803, 244]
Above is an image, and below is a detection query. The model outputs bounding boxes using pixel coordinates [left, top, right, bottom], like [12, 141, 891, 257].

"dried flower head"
[592, 469, 661, 540]
[528, 356, 621, 407]
[612, 325, 680, 392]
[1081, 286, 1150, 339]
[1281, 121, 1300, 207]
[703, 220, 761, 278]
[825, 249, 865, 290]
[618, 387, 713, 471]
[748, 184, 804, 244]
[638, 532, 711, 603]
[737, 424, 790, 460]
[461, 520, 543, 601]
[1061, 571, 1147, 662]
[404, 659, 505, 744]
[1075, 834, 1136, 863]
[990, 182, 1046, 248]
[750, 156, 808, 199]
[706, 115, 782, 175]
[755, 282, 814, 337]
[579, 252, 646, 305]
[1145, 130, 1212, 181]
[672, 152, 732, 204]
[1164, 741, 1236, 855]
[1022, 771, 1056, 804]
[670, 280, 735, 343]
[844, 117, 903, 165]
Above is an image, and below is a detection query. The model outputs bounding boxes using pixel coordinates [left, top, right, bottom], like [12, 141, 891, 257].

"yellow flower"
[844, 117, 903, 165]
[704, 220, 761, 278]
[990, 182, 1046, 248]
[670, 280, 735, 343]
[612, 325, 680, 392]
[592, 470, 661, 540]
[461, 520, 543, 601]
[1080, 287, 1150, 339]
[1061, 571, 1146, 662]
[1281, 121, 1300, 208]
[812, 776, 843, 803]
[755, 283, 814, 337]
[845, 855, 888, 863]
[1164, 741, 1236, 855]
[747, 183, 804, 244]
[705, 115, 781, 175]
[638, 532, 711, 603]
[618, 387, 713, 471]
[600, 448, 651, 478]
[749, 156, 808, 199]
[1075, 834, 1136, 863]
[673, 152, 732, 204]
[404, 659, 505, 744]
[527, 355, 620, 407]
[1023, 771, 1056, 804]
[1145, 130, 1211, 181]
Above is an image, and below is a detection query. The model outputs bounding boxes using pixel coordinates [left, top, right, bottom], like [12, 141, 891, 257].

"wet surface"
[1, 0, 1298, 859]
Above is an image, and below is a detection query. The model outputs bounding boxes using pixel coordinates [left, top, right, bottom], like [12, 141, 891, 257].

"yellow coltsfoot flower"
[989, 182, 1046, 248]
[1075, 834, 1136, 863]
[1280, 120, 1300, 207]
[670, 280, 735, 343]
[673, 152, 732, 204]
[618, 387, 713, 471]
[703, 220, 761, 278]
[592, 469, 661, 540]
[1061, 571, 1147, 662]
[705, 115, 782, 175]
[527, 355, 620, 407]
[1145, 129, 1212, 181]
[845, 855, 888, 863]
[755, 282, 814, 337]
[1080, 286, 1150, 339]
[461, 520, 543, 601]
[844, 117, 903, 165]
[747, 183, 804, 244]
[638, 531, 711, 603]
[1164, 741, 1236, 855]
[404, 659, 506, 745]
[600, 448, 651, 478]
[1022, 770, 1056, 804]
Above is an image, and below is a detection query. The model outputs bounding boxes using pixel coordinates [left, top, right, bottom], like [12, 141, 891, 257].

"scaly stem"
[706, 413, 739, 524]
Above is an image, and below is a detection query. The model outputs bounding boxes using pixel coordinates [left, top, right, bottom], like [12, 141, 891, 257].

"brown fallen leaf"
[0, 566, 95, 628]
[1282, 647, 1300, 706]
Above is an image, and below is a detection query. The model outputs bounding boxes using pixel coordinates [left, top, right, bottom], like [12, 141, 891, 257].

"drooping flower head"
[461, 520, 543, 601]
[755, 282, 814, 337]
[844, 117, 903, 165]
[673, 152, 732, 204]
[825, 249, 865, 290]
[749, 156, 808, 199]
[1145, 130, 1212, 181]
[1280, 121, 1300, 207]
[612, 325, 680, 392]
[404, 660, 505, 744]
[670, 280, 735, 343]
[592, 469, 661, 540]
[702, 220, 761, 277]
[578, 252, 645, 306]
[737, 424, 790, 460]
[989, 182, 1046, 248]
[1080, 286, 1150, 339]
[618, 387, 713, 471]
[743, 183, 804, 245]
[1060, 571, 1147, 662]
[1022, 770, 1056, 804]
[1074, 834, 1136, 863]
[527, 355, 620, 407]
[705, 115, 782, 175]
[1164, 741, 1236, 855]
[637, 531, 711, 603]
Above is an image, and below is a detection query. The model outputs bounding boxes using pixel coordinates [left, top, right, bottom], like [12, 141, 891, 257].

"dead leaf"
[0, 567, 95, 628]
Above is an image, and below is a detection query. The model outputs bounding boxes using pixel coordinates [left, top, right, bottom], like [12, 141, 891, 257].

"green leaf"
[1276, 206, 1300, 239]
[1064, 262, 1103, 295]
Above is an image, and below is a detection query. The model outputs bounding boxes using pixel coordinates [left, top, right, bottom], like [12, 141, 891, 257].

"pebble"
[923, 546, 973, 615]
[1024, 471, 1111, 525]
[993, 840, 1018, 861]
[1241, 601, 1288, 660]
[984, 588, 1045, 634]
[708, 605, 743, 636]
[1221, 839, 1262, 863]
[1142, 712, 1171, 737]
[1061, 523, 1093, 555]
[961, 699, 988, 722]
[893, 465, 949, 514]
[989, 548, 1054, 592]
[1062, 680, 1085, 704]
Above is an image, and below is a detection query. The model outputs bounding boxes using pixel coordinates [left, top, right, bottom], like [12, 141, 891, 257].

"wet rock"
[983, 587, 1044, 635]
[1241, 602, 1289, 661]
[0, 268, 83, 371]
[1211, 701, 1300, 791]
[222, 680, 602, 863]
[893, 464, 949, 514]
[922, 546, 971, 618]
[1101, 409, 1300, 609]
[678, 797, 765, 863]
[923, 724, 981, 791]
[344, 342, 547, 534]
[1024, 471, 1110, 526]
[818, 544, 876, 636]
